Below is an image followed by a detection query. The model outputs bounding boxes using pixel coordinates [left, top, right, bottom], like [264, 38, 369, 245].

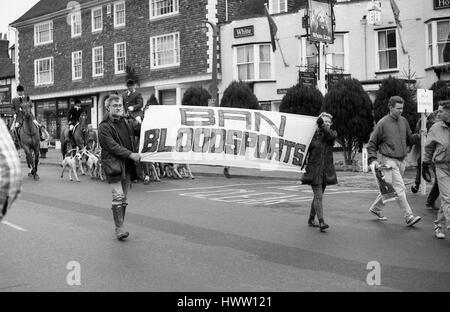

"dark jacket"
[12, 96, 30, 124]
[68, 107, 83, 124]
[301, 126, 338, 186]
[122, 90, 143, 119]
[98, 115, 141, 183]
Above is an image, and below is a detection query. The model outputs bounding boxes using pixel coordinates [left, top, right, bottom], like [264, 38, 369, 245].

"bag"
[102, 159, 122, 176]
[300, 169, 314, 184]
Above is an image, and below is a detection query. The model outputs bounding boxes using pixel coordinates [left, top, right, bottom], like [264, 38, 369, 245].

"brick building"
[0, 33, 15, 123]
[10, 0, 244, 142]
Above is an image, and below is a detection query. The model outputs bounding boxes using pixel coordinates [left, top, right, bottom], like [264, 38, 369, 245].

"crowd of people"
[0, 82, 448, 242]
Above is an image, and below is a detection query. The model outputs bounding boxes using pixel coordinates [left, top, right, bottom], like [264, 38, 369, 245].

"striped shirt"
[0, 118, 22, 220]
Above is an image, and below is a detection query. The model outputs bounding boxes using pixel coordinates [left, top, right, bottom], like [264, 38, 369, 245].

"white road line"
[146, 181, 292, 193]
[1, 221, 28, 232]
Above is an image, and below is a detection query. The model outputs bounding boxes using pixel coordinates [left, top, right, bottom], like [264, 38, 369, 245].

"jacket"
[301, 126, 338, 186]
[423, 121, 450, 168]
[12, 96, 30, 124]
[367, 114, 419, 163]
[122, 91, 143, 119]
[68, 107, 83, 124]
[98, 115, 140, 183]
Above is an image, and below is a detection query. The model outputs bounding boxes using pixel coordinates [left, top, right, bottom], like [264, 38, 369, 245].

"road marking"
[1, 221, 28, 232]
[146, 181, 292, 193]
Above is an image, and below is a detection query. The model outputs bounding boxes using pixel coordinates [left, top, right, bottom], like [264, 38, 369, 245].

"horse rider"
[11, 85, 43, 141]
[67, 99, 84, 145]
[122, 79, 143, 124]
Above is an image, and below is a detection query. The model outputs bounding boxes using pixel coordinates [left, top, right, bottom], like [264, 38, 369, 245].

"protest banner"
[139, 106, 317, 173]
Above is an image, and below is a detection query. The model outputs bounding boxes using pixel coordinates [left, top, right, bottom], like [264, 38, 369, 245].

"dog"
[61, 150, 83, 182]
[174, 163, 194, 179]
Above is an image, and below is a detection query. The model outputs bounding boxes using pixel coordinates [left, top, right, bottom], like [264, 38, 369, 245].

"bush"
[373, 76, 418, 130]
[279, 85, 323, 116]
[220, 81, 260, 109]
[322, 78, 374, 165]
[182, 87, 211, 106]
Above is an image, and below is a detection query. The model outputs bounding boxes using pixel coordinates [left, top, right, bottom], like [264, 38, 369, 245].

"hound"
[61, 149, 83, 182]
[174, 163, 195, 179]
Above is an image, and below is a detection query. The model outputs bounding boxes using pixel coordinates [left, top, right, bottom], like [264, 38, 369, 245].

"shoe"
[308, 216, 319, 227]
[318, 219, 329, 232]
[411, 185, 419, 193]
[369, 208, 387, 221]
[406, 215, 421, 227]
[435, 227, 445, 239]
[143, 176, 150, 185]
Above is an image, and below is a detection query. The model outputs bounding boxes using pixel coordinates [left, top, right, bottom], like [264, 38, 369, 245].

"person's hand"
[129, 152, 141, 163]
[15, 122, 19, 127]
[422, 162, 432, 182]
[369, 160, 379, 172]
[128, 106, 134, 112]
[316, 117, 324, 127]
[135, 116, 142, 124]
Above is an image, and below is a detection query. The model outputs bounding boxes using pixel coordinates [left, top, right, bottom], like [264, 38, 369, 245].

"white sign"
[139, 106, 318, 173]
[417, 89, 433, 113]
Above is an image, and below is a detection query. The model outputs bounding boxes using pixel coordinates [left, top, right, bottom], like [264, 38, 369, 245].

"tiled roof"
[10, 0, 94, 26]
[0, 59, 14, 79]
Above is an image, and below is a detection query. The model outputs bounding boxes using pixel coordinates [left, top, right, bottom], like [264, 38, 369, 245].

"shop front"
[34, 96, 94, 144]
[0, 84, 13, 125]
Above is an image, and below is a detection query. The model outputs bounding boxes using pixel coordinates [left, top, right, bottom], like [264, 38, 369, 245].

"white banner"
[139, 106, 318, 173]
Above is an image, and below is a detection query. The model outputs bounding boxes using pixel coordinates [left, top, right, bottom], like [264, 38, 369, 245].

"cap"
[126, 79, 135, 86]
[17, 85, 24, 92]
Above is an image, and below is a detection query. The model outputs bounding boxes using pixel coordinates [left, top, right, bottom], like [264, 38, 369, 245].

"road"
[1, 163, 449, 292]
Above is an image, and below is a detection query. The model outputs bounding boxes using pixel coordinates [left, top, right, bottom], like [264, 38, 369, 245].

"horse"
[18, 100, 40, 180]
[60, 112, 89, 158]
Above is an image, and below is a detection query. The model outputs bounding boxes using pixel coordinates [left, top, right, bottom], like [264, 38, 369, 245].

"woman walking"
[301, 112, 337, 232]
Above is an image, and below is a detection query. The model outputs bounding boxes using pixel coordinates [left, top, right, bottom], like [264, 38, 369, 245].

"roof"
[0, 59, 14, 79]
[10, 0, 94, 26]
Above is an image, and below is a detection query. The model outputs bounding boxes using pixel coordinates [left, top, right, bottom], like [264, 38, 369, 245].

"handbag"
[102, 159, 122, 176]
[300, 169, 314, 184]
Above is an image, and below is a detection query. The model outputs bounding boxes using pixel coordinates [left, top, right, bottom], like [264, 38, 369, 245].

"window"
[34, 21, 53, 45]
[269, 0, 287, 14]
[72, 51, 82, 80]
[150, 33, 180, 68]
[114, 1, 126, 28]
[150, 0, 179, 19]
[92, 46, 104, 77]
[235, 44, 273, 81]
[377, 29, 397, 70]
[428, 23, 433, 65]
[34, 57, 54, 86]
[71, 12, 82, 37]
[437, 20, 450, 64]
[92, 7, 103, 32]
[114, 42, 126, 74]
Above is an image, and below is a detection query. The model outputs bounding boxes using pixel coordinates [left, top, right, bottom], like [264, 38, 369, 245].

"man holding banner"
[367, 96, 421, 227]
[98, 94, 141, 240]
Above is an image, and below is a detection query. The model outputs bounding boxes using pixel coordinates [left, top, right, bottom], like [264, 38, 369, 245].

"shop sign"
[435, 0, 450, 10]
[234, 26, 254, 38]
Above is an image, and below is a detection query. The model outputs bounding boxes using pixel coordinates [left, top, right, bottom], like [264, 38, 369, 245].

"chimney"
[0, 33, 10, 59]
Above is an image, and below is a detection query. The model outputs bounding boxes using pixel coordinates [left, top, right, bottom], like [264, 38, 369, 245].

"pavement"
[26, 147, 418, 189]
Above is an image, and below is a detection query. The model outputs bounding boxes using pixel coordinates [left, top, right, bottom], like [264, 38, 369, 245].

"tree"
[322, 78, 374, 165]
[125, 65, 139, 86]
[220, 81, 259, 109]
[430, 80, 450, 110]
[373, 76, 418, 131]
[146, 93, 159, 106]
[182, 87, 211, 106]
[279, 84, 323, 116]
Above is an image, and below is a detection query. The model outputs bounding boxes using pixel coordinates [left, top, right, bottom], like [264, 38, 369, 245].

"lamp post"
[203, 20, 219, 107]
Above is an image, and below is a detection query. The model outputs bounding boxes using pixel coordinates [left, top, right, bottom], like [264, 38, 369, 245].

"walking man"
[367, 96, 421, 226]
[98, 94, 141, 240]
[422, 102, 450, 238]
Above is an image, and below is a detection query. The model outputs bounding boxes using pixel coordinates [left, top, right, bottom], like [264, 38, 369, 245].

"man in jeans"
[367, 96, 421, 226]
[98, 94, 141, 240]
[422, 101, 450, 239]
